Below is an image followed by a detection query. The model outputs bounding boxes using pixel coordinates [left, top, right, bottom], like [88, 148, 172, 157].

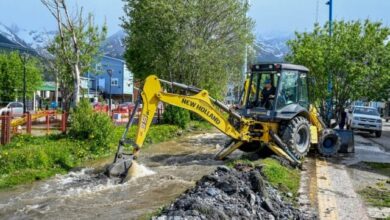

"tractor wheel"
[318, 129, 341, 156]
[281, 116, 311, 159]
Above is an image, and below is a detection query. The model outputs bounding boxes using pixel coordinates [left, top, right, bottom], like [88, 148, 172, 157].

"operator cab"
[243, 63, 309, 121]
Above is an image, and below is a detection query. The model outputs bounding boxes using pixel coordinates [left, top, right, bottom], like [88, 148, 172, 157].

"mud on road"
[155, 165, 312, 220]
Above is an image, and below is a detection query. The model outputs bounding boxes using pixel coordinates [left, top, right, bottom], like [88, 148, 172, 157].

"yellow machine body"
[132, 75, 295, 163]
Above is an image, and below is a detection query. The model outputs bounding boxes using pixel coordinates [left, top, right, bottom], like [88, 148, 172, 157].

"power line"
[315, 0, 319, 23]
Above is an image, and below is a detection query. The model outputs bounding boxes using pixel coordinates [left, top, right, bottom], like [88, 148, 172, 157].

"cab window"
[276, 70, 298, 110]
[298, 72, 309, 108]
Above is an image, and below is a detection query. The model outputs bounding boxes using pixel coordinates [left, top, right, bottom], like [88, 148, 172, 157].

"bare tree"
[41, 0, 106, 108]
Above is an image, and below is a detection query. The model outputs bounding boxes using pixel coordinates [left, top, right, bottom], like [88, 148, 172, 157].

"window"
[111, 78, 119, 87]
[354, 107, 379, 116]
[247, 72, 279, 108]
[95, 63, 102, 72]
[276, 70, 298, 110]
[298, 72, 309, 108]
[9, 102, 22, 108]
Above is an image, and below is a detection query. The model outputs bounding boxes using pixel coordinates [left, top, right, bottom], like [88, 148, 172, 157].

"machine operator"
[261, 79, 276, 109]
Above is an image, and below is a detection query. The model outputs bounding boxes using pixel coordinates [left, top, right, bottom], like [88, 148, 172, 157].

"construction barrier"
[0, 110, 68, 145]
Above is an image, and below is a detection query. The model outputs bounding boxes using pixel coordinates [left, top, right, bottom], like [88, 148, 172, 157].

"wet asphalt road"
[358, 118, 390, 152]
[310, 119, 390, 220]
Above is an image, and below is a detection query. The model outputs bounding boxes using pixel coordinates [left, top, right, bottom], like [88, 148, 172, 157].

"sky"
[0, 0, 389, 36]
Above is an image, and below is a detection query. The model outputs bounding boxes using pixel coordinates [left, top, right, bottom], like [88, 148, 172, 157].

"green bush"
[189, 111, 204, 121]
[69, 99, 114, 153]
[162, 105, 190, 128]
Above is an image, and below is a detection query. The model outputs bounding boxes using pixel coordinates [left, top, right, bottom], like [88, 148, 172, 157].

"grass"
[227, 157, 301, 196]
[358, 184, 390, 207]
[358, 162, 390, 208]
[0, 121, 211, 189]
[139, 206, 166, 220]
[364, 162, 390, 176]
[261, 158, 300, 196]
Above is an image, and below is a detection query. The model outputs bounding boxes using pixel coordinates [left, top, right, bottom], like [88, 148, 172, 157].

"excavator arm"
[106, 75, 250, 181]
[135, 75, 245, 150]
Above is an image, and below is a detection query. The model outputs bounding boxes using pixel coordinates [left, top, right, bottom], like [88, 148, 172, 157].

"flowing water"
[0, 132, 237, 220]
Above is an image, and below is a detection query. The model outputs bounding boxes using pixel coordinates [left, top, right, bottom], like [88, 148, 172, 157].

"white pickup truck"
[347, 106, 382, 137]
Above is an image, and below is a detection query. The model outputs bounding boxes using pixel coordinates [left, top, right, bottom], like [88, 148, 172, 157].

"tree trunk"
[73, 64, 81, 107]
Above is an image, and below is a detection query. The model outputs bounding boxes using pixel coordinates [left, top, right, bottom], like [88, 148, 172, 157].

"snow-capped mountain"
[0, 23, 56, 57]
[101, 30, 292, 62]
[255, 35, 292, 62]
[1, 22, 292, 62]
[0, 23, 29, 48]
[100, 30, 126, 59]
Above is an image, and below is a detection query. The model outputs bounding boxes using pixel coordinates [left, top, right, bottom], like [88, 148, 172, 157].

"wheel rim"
[295, 127, 309, 153]
[323, 138, 334, 148]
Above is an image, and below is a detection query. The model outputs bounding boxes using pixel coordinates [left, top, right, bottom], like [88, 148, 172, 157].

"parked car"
[117, 102, 135, 112]
[0, 102, 24, 116]
[347, 106, 382, 137]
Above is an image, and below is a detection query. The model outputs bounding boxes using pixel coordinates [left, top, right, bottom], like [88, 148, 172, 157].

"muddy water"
[0, 132, 236, 220]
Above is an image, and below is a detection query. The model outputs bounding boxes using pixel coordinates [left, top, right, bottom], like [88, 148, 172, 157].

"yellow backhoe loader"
[106, 63, 354, 182]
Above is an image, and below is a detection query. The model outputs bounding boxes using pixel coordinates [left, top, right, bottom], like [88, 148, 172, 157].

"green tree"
[0, 52, 43, 102]
[42, 0, 107, 110]
[122, 0, 253, 99]
[286, 20, 390, 118]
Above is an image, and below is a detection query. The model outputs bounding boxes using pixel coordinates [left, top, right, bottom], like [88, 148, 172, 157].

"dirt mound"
[155, 165, 314, 220]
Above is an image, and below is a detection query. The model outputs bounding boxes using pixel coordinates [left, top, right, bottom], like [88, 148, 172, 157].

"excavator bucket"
[334, 129, 355, 153]
[105, 98, 141, 183]
[105, 152, 135, 183]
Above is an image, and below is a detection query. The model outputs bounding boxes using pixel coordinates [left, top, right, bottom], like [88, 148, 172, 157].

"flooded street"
[0, 132, 234, 220]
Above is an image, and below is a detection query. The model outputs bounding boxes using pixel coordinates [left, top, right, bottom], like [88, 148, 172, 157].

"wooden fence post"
[46, 112, 50, 134]
[1, 112, 6, 145]
[1, 112, 11, 145]
[26, 112, 32, 134]
[60, 112, 67, 134]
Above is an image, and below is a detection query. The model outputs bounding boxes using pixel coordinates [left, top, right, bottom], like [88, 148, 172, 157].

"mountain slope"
[100, 30, 125, 59]
[0, 23, 56, 57]
[1, 23, 292, 62]
[255, 35, 291, 62]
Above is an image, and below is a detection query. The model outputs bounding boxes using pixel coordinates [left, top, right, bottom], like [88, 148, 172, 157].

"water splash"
[127, 161, 156, 179]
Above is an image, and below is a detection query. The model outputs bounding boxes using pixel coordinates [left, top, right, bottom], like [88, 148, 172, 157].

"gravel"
[154, 165, 316, 220]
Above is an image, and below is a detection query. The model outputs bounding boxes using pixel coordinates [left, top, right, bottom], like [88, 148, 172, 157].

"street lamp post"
[326, 0, 333, 124]
[107, 69, 113, 111]
[19, 53, 27, 114]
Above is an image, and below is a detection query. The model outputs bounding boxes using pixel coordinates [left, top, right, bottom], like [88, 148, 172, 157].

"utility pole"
[20, 53, 27, 114]
[326, 0, 333, 124]
[315, 0, 319, 23]
[241, 0, 250, 103]
[107, 69, 113, 111]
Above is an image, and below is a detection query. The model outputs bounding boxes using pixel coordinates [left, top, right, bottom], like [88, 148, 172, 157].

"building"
[225, 83, 236, 105]
[225, 82, 241, 106]
[86, 56, 134, 103]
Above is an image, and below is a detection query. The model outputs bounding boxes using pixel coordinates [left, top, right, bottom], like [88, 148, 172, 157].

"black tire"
[346, 123, 350, 130]
[375, 131, 382, 138]
[281, 116, 311, 159]
[318, 129, 341, 156]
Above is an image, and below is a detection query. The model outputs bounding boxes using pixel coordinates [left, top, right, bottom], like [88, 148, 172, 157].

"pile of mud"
[155, 165, 313, 220]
